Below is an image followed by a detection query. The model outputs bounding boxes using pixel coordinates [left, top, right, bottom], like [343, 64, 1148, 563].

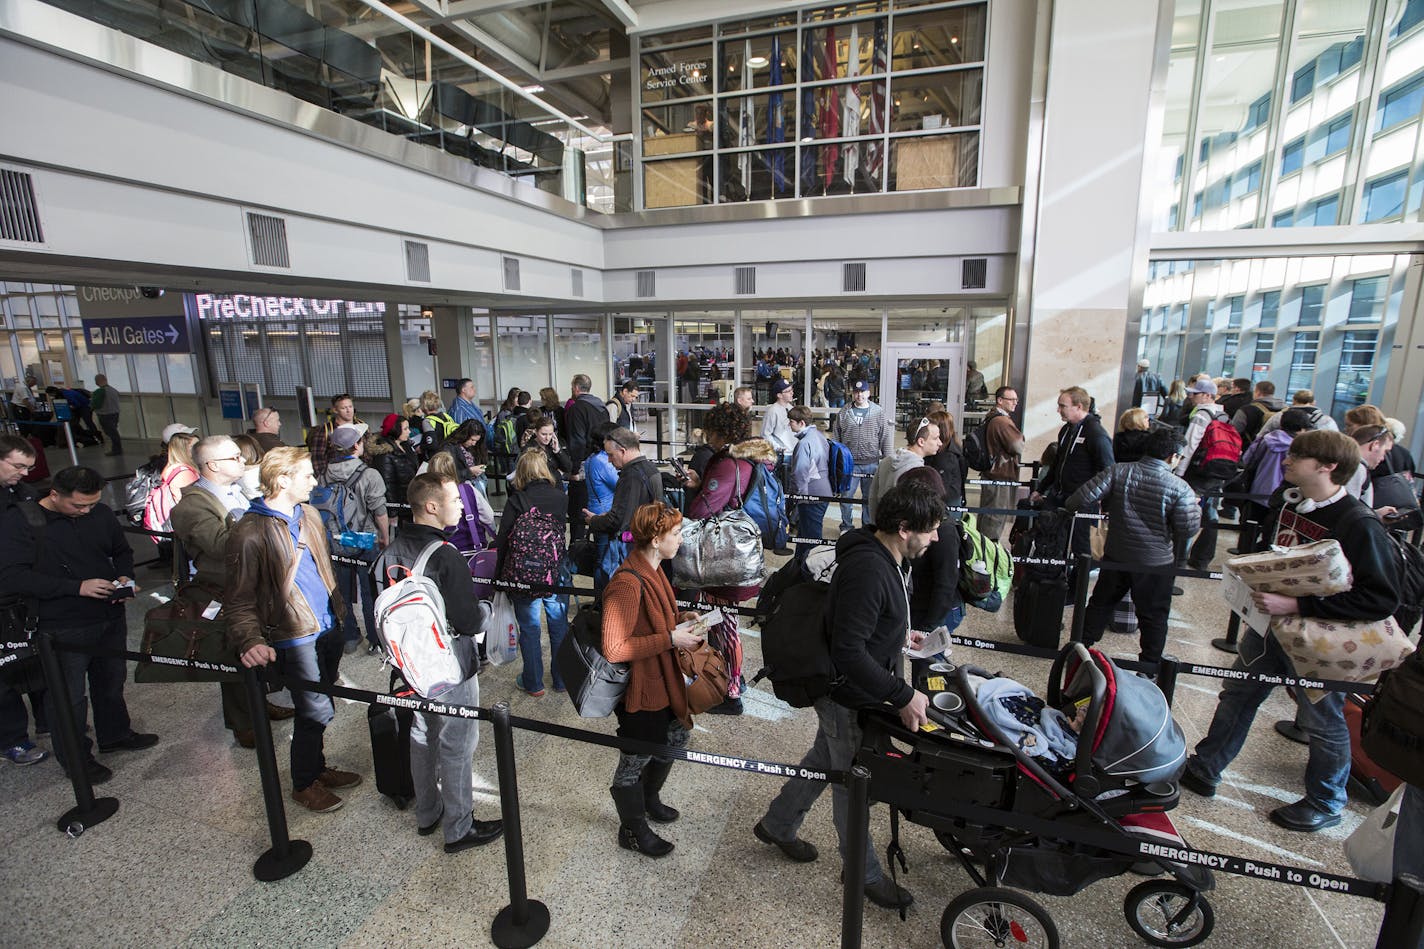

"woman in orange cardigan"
[601, 501, 705, 857]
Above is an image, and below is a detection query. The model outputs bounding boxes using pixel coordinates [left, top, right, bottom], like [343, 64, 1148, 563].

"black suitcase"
[1013, 578, 1066, 649]
[367, 671, 415, 809]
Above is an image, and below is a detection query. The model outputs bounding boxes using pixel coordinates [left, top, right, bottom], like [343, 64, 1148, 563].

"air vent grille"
[734, 266, 756, 295]
[636, 270, 656, 298]
[246, 212, 290, 268]
[843, 262, 867, 293]
[405, 241, 430, 282]
[962, 257, 987, 290]
[0, 170, 44, 243]
[502, 256, 520, 291]
[571, 268, 584, 297]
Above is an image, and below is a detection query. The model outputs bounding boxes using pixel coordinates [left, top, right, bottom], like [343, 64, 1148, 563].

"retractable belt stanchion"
[35, 632, 119, 834]
[1156, 656, 1181, 707]
[1069, 552, 1093, 643]
[1377, 874, 1424, 948]
[242, 664, 312, 882]
[1212, 612, 1241, 655]
[490, 701, 550, 949]
[840, 764, 871, 949]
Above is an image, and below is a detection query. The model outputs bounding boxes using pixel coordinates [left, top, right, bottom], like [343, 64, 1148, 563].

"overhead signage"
[81, 316, 191, 354]
[190, 293, 386, 320]
[75, 286, 184, 319]
[644, 61, 707, 92]
[218, 385, 244, 420]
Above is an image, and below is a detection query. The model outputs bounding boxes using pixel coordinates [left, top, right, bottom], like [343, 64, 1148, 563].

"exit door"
[880, 343, 966, 447]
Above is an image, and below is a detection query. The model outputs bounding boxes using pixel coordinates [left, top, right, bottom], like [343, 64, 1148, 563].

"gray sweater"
[832, 402, 892, 465]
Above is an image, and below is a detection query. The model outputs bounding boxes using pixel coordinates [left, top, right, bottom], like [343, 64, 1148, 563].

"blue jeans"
[274, 629, 343, 792]
[796, 500, 828, 562]
[761, 698, 884, 884]
[334, 555, 378, 646]
[1187, 629, 1349, 814]
[839, 462, 878, 530]
[513, 595, 568, 693]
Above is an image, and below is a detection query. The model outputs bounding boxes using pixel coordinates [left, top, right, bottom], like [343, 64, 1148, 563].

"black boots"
[642, 760, 680, 824]
[610, 784, 674, 857]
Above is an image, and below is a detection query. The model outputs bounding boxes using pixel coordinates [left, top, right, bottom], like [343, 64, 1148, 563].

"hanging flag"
[820, 26, 840, 190]
[800, 31, 817, 195]
[768, 36, 786, 195]
[866, 20, 887, 182]
[738, 39, 755, 195]
[842, 23, 861, 186]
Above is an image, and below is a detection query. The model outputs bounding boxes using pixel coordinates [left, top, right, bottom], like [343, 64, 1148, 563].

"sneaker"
[2, 740, 49, 766]
[317, 767, 362, 789]
[292, 783, 343, 813]
[863, 877, 914, 910]
[754, 820, 818, 863]
[98, 732, 159, 753]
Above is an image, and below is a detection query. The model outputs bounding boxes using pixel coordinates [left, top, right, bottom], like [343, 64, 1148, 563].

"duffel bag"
[669, 509, 764, 590]
[135, 586, 238, 683]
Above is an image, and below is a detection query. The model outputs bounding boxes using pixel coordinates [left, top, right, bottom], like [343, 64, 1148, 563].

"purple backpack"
[499, 505, 566, 588]
[448, 482, 492, 552]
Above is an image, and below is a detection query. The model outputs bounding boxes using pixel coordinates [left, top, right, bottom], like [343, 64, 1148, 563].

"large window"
[1332, 330, 1378, 423]
[1287, 331, 1319, 392]
[637, 1, 987, 208]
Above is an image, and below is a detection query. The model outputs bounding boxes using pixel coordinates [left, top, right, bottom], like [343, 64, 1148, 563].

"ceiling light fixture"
[748, 55, 769, 68]
[522, 83, 545, 93]
[950, 36, 959, 45]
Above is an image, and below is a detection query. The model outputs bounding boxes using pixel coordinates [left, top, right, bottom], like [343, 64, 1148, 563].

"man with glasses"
[0, 434, 37, 520]
[583, 427, 662, 592]
[0, 435, 49, 765]
[832, 380, 892, 533]
[866, 415, 942, 526]
[980, 387, 1027, 542]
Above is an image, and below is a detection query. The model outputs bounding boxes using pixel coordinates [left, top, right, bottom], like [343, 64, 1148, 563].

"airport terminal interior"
[2, 0, 1424, 945]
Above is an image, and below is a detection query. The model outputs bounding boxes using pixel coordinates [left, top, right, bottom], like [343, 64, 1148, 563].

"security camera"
[137, 286, 165, 299]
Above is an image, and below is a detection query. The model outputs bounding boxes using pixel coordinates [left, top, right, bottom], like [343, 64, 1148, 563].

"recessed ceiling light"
[950, 36, 959, 44]
[748, 55, 769, 68]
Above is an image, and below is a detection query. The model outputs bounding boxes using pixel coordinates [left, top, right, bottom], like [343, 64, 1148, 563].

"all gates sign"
[81, 316, 192, 354]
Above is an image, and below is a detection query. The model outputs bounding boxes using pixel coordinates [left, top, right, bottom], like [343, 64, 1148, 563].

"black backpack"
[962, 424, 992, 473]
[1390, 534, 1424, 636]
[753, 573, 835, 708]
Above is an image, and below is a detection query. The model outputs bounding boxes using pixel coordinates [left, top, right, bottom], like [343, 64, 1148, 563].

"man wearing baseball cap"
[762, 378, 797, 456]
[831, 380, 892, 533]
[1132, 359, 1167, 409]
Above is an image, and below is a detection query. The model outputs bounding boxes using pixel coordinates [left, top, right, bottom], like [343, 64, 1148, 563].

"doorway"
[880, 342, 966, 447]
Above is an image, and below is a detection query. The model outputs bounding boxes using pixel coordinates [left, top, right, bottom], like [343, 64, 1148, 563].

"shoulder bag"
[669, 465, 765, 589]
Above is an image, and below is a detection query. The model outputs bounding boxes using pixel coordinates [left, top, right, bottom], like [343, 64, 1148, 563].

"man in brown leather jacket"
[225, 446, 361, 813]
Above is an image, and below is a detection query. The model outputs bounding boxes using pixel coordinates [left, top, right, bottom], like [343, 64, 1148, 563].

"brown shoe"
[232, 729, 255, 749]
[266, 702, 296, 721]
[318, 767, 362, 789]
[292, 783, 343, 813]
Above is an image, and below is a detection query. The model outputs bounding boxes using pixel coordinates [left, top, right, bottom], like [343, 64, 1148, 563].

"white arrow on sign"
[165, 324, 179, 344]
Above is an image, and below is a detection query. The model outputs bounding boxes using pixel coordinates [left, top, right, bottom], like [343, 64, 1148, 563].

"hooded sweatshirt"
[866, 449, 926, 525]
[1240, 428, 1294, 500]
[827, 528, 915, 711]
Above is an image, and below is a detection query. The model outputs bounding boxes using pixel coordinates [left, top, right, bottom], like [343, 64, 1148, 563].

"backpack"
[124, 462, 162, 525]
[738, 462, 790, 550]
[826, 440, 854, 495]
[499, 505, 566, 587]
[425, 411, 458, 443]
[493, 416, 518, 456]
[959, 512, 1012, 610]
[754, 575, 834, 707]
[1250, 399, 1282, 435]
[962, 423, 992, 472]
[373, 540, 466, 699]
[1187, 413, 1242, 485]
[1390, 535, 1424, 637]
[447, 482, 492, 552]
[1247, 439, 1289, 499]
[310, 464, 372, 546]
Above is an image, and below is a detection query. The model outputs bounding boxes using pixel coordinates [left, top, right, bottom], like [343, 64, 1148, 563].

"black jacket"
[587, 457, 661, 537]
[909, 515, 961, 630]
[494, 480, 569, 578]
[926, 445, 967, 507]
[0, 480, 35, 521]
[0, 501, 134, 628]
[1266, 491, 1400, 622]
[371, 437, 420, 510]
[566, 393, 608, 466]
[1039, 414, 1114, 501]
[827, 528, 916, 711]
[374, 523, 484, 678]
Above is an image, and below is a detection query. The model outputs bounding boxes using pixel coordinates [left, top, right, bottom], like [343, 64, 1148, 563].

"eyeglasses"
[3, 460, 35, 472]
[207, 455, 244, 466]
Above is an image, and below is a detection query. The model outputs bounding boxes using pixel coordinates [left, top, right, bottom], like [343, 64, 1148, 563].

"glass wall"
[1156, 0, 1424, 231]
[638, 0, 988, 208]
[494, 314, 552, 402]
[553, 315, 608, 399]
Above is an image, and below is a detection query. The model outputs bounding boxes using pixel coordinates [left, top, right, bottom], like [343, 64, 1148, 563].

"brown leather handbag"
[677, 640, 731, 715]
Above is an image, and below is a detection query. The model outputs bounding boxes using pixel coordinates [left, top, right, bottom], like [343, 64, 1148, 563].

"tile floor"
[0, 447, 1394, 947]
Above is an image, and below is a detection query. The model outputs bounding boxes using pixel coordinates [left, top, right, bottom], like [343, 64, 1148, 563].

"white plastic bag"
[1345, 784, 1404, 883]
[486, 592, 519, 667]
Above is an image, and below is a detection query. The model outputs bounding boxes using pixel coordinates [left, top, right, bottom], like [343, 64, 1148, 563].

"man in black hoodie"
[754, 482, 939, 911]
[566, 374, 608, 542]
[1181, 431, 1400, 832]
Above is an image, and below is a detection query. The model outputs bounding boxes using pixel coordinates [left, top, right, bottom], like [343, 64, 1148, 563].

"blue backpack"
[739, 462, 790, 550]
[826, 440, 854, 495]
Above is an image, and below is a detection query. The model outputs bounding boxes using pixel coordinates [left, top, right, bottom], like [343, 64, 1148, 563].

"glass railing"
[40, 0, 628, 212]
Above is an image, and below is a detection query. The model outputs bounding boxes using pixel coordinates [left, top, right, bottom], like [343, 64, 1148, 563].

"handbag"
[677, 639, 732, 714]
[1344, 784, 1405, 883]
[554, 568, 644, 718]
[669, 509, 765, 589]
[135, 585, 238, 683]
[486, 592, 519, 667]
[1089, 520, 1107, 561]
[1268, 612, 1415, 693]
[1361, 654, 1424, 786]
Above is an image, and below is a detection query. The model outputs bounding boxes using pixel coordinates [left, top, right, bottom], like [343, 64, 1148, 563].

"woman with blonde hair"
[1114, 406, 1155, 462]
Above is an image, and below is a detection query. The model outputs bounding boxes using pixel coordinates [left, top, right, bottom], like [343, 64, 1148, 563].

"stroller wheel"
[941, 886, 1058, 949]
[1124, 880, 1215, 947]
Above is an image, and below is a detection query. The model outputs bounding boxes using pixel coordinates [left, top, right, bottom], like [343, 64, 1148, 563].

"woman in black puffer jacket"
[370, 413, 420, 520]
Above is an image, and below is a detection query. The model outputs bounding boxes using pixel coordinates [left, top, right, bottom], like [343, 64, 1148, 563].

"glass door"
[880, 342, 965, 448]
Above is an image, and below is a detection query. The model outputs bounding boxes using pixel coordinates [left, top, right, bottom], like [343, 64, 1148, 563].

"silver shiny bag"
[670, 510, 765, 589]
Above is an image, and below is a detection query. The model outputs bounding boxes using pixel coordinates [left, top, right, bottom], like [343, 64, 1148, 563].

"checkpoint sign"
[81, 316, 191, 354]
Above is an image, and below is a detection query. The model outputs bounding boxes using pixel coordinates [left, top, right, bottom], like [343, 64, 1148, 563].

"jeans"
[839, 462, 878, 531]
[796, 500, 828, 562]
[42, 617, 132, 771]
[411, 673, 480, 844]
[513, 595, 569, 693]
[761, 698, 884, 884]
[0, 681, 44, 748]
[98, 413, 122, 453]
[1187, 629, 1349, 814]
[274, 629, 343, 792]
[1081, 567, 1175, 666]
[1187, 496, 1220, 569]
[334, 555, 378, 646]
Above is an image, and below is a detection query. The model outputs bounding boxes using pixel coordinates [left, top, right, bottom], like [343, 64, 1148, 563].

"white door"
[879, 343, 966, 447]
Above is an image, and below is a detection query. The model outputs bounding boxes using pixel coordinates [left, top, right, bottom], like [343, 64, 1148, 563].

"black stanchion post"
[1377, 873, 1424, 948]
[1156, 656, 1180, 707]
[1211, 612, 1240, 654]
[490, 701, 550, 949]
[243, 664, 311, 881]
[34, 632, 119, 834]
[1069, 552, 1092, 644]
[841, 765, 871, 949]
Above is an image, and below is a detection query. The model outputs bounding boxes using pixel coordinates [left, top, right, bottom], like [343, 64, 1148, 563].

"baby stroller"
[857, 642, 1215, 948]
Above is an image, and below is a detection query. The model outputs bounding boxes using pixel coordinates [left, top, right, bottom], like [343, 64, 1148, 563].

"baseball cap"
[330, 422, 369, 451]
[770, 379, 792, 397]
[160, 422, 196, 443]
[1137, 359, 1151, 370]
[852, 380, 870, 392]
[1186, 379, 1218, 396]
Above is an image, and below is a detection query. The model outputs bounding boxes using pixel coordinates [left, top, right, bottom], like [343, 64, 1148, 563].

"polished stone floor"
[1, 443, 1394, 947]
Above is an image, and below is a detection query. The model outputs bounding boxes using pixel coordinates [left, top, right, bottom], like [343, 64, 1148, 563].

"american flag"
[865, 20, 887, 180]
[842, 23, 860, 186]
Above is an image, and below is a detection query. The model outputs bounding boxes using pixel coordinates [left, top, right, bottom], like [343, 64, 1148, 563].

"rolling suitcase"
[367, 670, 415, 809]
[1013, 577, 1066, 649]
[1345, 693, 1401, 806]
